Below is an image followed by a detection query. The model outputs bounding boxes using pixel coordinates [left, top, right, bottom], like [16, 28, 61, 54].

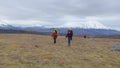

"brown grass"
[0, 34, 120, 68]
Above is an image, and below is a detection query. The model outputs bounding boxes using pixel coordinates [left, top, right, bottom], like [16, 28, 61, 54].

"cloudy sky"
[0, 0, 120, 30]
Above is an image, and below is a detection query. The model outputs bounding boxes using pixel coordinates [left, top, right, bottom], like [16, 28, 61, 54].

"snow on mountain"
[0, 22, 17, 29]
[58, 21, 109, 29]
[0, 22, 120, 36]
[0, 22, 113, 30]
[0, 23, 9, 27]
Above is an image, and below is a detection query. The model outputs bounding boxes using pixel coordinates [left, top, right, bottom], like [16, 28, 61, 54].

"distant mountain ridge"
[23, 27, 120, 36]
[0, 23, 120, 38]
[0, 21, 110, 29]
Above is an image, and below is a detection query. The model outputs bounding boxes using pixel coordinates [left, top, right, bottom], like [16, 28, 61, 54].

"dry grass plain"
[0, 34, 120, 68]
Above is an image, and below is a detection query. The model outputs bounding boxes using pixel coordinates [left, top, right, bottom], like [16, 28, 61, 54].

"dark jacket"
[66, 30, 73, 40]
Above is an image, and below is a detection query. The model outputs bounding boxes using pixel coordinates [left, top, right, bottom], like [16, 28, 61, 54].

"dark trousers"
[53, 38, 57, 44]
[68, 37, 71, 46]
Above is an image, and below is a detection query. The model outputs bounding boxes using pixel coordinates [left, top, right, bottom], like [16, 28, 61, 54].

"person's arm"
[71, 31, 73, 37]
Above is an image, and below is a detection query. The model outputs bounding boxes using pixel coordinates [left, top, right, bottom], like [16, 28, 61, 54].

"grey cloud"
[0, 0, 120, 29]
[1, 0, 120, 19]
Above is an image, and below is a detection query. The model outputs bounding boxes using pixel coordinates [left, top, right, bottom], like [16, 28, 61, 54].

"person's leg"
[54, 38, 56, 44]
[68, 37, 71, 46]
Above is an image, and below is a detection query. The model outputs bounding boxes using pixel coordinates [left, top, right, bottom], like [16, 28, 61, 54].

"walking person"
[66, 29, 73, 46]
[51, 29, 58, 44]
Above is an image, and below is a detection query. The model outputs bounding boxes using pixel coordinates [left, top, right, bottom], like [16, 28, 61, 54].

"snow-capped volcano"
[0, 22, 15, 29]
[59, 22, 109, 29]
[0, 22, 120, 36]
[0, 22, 111, 30]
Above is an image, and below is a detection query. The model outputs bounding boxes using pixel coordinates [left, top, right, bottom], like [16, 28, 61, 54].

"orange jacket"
[51, 32, 58, 38]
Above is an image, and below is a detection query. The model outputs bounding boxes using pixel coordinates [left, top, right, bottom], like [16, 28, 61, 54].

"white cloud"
[0, 0, 120, 30]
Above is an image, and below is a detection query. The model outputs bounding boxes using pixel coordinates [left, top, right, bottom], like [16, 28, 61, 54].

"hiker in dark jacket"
[66, 29, 73, 46]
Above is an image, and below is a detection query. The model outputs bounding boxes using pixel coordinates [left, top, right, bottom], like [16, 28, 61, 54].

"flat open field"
[0, 34, 120, 68]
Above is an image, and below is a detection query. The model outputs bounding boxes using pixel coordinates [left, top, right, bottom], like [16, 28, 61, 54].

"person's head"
[53, 29, 58, 34]
[68, 28, 72, 32]
[54, 30, 57, 33]
[67, 30, 71, 33]
[68, 31, 71, 34]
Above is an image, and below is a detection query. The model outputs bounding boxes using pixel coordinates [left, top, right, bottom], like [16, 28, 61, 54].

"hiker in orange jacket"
[51, 29, 58, 44]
